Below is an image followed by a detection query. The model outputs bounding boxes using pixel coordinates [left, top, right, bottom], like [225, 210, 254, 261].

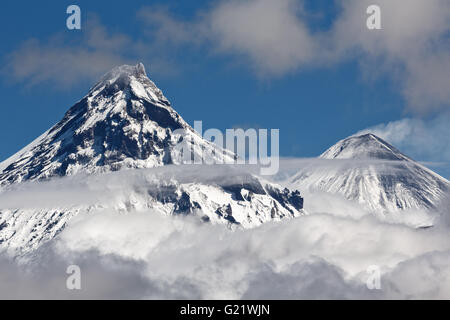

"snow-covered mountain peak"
[0, 63, 222, 185]
[290, 133, 449, 215]
[320, 133, 411, 161]
[89, 62, 170, 107]
[0, 63, 306, 254]
[100, 62, 147, 81]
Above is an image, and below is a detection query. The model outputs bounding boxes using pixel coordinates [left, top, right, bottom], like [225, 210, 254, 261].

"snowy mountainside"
[0, 63, 234, 186]
[289, 134, 449, 213]
[0, 63, 305, 255]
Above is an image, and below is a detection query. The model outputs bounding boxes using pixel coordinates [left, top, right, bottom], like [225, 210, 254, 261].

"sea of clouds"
[0, 163, 450, 299]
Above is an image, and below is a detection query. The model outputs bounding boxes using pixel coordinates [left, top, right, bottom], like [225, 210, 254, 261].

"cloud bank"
[2, 208, 450, 299]
[0, 166, 449, 299]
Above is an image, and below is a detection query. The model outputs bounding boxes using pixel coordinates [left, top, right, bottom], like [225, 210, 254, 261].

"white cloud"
[2, 16, 179, 88]
[330, 0, 450, 112]
[0, 165, 449, 299]
[140, 0, 450, 111]
[206, 0, 315, 76]
[3, 18, 133, 88]
[139, 0, 317, 77]
[381, 251, 450, 299]
[4, 1, 450, 110]
[1, 186, 450, 298]
[2, 208, 447, 299]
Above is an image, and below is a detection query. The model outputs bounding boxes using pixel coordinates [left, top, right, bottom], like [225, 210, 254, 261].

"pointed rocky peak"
[0, 63, 235, 185]
[100, 62, 147, 81]
[88, 63, 170, 107]
[320, 133, 411, 161]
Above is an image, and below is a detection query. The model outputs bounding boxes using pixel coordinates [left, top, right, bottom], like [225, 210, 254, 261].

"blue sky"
[1, 0, 449, 177]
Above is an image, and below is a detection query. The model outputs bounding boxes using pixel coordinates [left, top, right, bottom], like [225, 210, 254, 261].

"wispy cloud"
[3, 1, 450, 111]
[2, 15, 178, 88]
[3, 17, 133, 88]
[139, 0, 450, 112]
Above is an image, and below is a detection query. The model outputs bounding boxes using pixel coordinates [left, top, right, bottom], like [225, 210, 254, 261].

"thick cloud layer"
[1, 166, 449, 299]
